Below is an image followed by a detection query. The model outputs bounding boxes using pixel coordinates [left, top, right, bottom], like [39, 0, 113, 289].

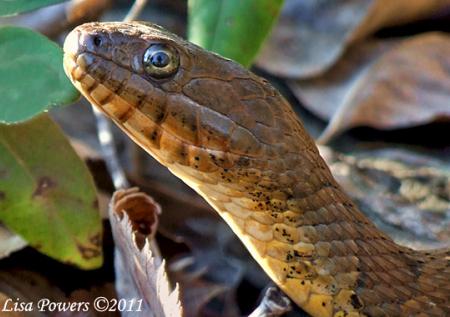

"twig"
[92, 107, 129, 189]
[123, 0, 149, 22]
[248, 286, 292, 317]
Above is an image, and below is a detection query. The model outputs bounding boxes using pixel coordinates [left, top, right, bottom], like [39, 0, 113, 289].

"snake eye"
[143, 44, 179, 78]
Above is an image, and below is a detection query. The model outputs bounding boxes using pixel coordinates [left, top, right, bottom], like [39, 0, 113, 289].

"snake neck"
[167, 136, 450, 317]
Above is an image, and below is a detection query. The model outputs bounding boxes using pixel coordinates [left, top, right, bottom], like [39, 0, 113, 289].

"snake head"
[63, 21, 313, 179]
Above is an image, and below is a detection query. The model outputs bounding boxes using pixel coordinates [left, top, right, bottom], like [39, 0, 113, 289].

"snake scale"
[63, 22, 449, 317]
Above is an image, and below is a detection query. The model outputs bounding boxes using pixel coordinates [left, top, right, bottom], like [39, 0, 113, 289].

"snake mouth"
[64, 51, 134, 126]
[63, 30, 110, 112]
[63, 27, 143, 125]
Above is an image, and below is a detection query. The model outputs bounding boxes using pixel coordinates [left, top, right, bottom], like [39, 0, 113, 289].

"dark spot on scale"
[236, 157, 250, 167]
[33, 176, 56, 197]
[156, 113, 164, 122]
[322, 302, 326, 307]
[301, 281, 305, 285]
[350, 294, 362, 309]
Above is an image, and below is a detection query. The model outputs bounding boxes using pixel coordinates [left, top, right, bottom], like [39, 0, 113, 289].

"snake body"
[63, 22, 449, 317]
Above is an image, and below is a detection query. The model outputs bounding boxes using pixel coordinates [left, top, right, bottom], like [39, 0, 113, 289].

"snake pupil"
[151, 52, 170, 68]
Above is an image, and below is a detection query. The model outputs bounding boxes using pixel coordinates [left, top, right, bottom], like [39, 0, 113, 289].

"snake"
[62, 22, 449, 317]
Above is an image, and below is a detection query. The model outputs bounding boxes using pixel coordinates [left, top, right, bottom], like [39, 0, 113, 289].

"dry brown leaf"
[320, 146, 450, 249]
[287, 33, 450, 143]
[257, 0, 450, 78]
[110, 188, 182, 317]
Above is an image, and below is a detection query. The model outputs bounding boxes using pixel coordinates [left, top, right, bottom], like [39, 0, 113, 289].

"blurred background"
[0, 1, 449, 316]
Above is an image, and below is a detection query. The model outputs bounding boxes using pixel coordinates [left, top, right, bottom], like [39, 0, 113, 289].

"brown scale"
[64, 21, 450, 317]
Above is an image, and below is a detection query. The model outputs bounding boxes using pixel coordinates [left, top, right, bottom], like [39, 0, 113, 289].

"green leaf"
[188, 0, 284, 68]
[0, 0, 67, 17]
[0, 26, 79, 123]
[0, 114, 102, 269]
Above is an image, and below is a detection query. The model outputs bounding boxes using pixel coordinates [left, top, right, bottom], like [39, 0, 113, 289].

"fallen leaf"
[287, 33, 450, 143]
[257, 0, 450, 78]
[0, 114, 102, 269]
[320, 146, 450, 249]
[110, 188, 182, 317]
